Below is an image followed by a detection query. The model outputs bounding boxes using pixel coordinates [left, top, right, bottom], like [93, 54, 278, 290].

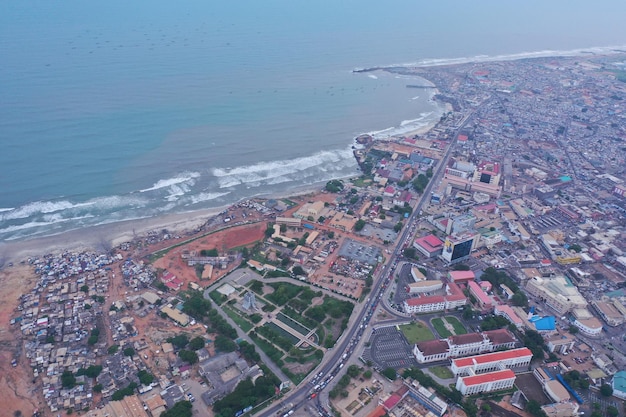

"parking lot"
[337, 239, 381, 265]
[392, 262, 447, 310]
[514, 373, 551, 405]
[363, 326, 418, 370]
[587, 389, 620, 414]
[359, 224, 398, 243]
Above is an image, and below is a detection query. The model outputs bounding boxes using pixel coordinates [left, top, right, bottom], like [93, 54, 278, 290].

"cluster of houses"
[15, 252, 120, 412]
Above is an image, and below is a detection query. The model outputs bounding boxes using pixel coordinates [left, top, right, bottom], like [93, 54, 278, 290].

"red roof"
[163, 272, 176, 282]
[453, 348, 532, 368]
[461, 369, 515, 386]
[458, 134, 468, 141]
[366, 406, 387, 417]
[384, 186, 395, 194]
[483, 329, 516, 345]
[165, 281, 181, 290]
[383, 393, 402, 410]
[475, 203, 497, 212]
[450, 332, 485, 345]
[424, 234, 443, 248]
[468, 281, 492, 306]
[416, 339, 450, 356]
[477, 161, 500, 175]
[448, 270, 475, 281]
[405, 295, 445, 306]
[415, 234, 444, 252]
[494, 305, 523, 324]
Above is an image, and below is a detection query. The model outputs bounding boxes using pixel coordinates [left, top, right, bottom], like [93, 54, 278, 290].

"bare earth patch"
[284, 361, 315, 375]
[153, 222, 266, 287]
[0, 265, 42, 416]
[310, 296, 324, 306]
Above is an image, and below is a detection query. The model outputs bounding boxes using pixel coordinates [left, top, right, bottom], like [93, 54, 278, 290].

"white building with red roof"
[456, 369, 516, 395]
[403, 282, 466, 314]
[468, 281, 493, 312]
[383, 185, 396, 197]
[413, 234, 444, 258]
[451, 348, 532, 376]
[494, 304, 524, 329]
[412, 329, 517, 363]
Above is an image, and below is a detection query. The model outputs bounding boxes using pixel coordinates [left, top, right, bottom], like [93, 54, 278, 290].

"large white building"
[413, 329, 517, 363]
[403, 282, 466, 314]
[456, 369, 516, 395]
[525, 276, 587, 315]
[450, 348, 533, 376]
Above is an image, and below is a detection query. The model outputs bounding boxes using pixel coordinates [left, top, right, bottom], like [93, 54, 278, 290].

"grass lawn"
[444, 316, 467, 335]
[351, 177, 373, 188]
[222, 306, 253, 332]
[431, 318, 452, 338]
[429, 366, 454, 379]
[399, 322, 435, 344]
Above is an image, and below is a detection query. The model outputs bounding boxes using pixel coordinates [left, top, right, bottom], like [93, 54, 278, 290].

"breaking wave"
[364, 111, 437, 139]
[139, 171, 201, 193]
[386, 45, 626, 68]
[211, 148, 357, 189]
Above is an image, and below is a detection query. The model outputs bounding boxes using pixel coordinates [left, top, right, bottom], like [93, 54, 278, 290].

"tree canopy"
[160, 401, 193, 417]
[325, 180, 344, 193]
[381, 368, 397, 380]
[213, 375, 280, 417]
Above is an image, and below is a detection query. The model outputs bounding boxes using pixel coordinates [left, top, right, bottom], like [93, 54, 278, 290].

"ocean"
[2, 0, 626, 241]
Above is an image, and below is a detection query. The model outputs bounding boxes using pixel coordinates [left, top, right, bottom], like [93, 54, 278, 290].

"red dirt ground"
[153, 222, 267, 287]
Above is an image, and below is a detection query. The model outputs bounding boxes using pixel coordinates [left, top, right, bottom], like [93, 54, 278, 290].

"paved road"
[255, 116, 471, 417]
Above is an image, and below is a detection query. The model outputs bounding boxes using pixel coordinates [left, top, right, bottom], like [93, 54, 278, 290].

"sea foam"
[187, 191, 231, 205]
[211, 148, 356, 189]
[390, 44, 626, 68]
[139, 171, 201, 193]
[0, 200, 93, 221]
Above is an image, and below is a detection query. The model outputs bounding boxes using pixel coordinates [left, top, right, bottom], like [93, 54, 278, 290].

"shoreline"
[0, 180, 342, 264]
[0, 88, 444, 265]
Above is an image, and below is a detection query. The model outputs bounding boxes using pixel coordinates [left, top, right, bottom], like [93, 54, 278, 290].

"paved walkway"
[202, 288, 290, 383]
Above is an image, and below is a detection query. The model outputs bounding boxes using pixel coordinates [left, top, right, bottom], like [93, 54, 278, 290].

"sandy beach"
[0, 179, 338, 264]
[0, 207, 222, 264]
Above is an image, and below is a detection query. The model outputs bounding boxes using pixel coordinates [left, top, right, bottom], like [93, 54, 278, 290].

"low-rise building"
[544, 333, 575, 354]
[413, 235, 445, 258]
[541, 402, 580, 417]
[612, 370, 626, 400]
[447, 270, 475, 285]
[413, 329, 516, 363]
[456, 369, 516, 395]
[592, 299, 626, 327]
[494, 304, 524, 329]
[450, 348, 532, 376]
[406, 280, 443, 294]
[403, 283, 466, 314]
[160, 305, 190, 326]
[468, 281, 493, 312]
[572, 316, 603, 337]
